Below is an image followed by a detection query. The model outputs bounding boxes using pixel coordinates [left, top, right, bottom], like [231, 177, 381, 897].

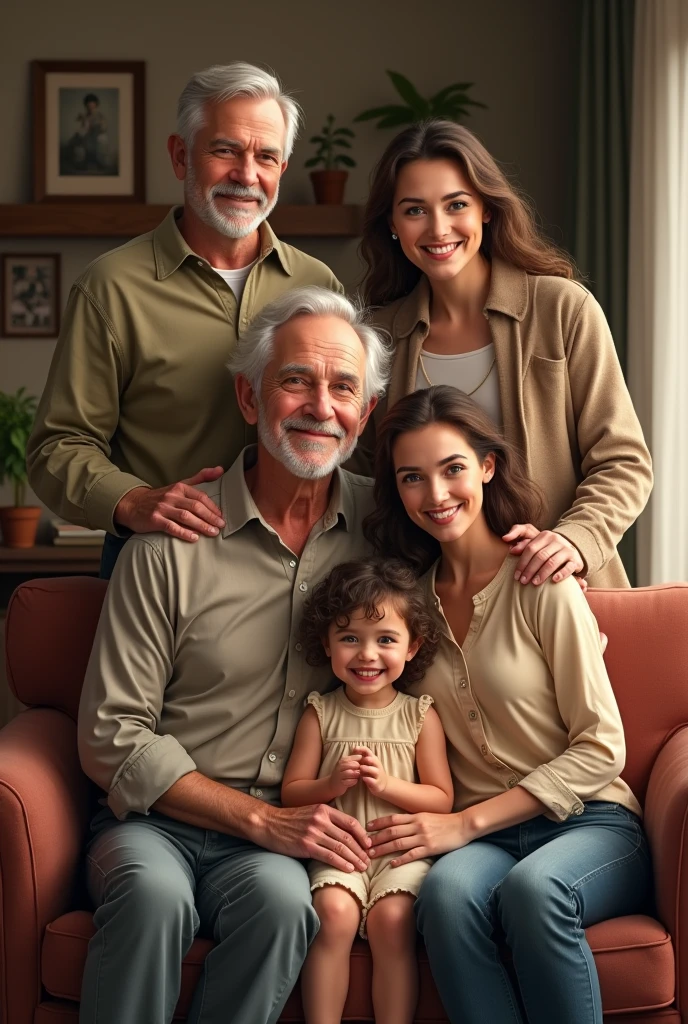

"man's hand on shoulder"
[251, 802, 371, 874]
[114, 466, 226, 540]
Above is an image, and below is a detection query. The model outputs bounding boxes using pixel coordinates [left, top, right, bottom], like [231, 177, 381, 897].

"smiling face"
[324, 601, 421, 699]
[393, 421, 495, 544]
[172, 95, 288, 239]
[250, 314, 374, 479]
[390, 158, 490, 285]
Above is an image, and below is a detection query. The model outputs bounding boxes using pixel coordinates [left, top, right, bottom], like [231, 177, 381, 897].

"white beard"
[256, 407, 359, 480]
[185, 165, 279, 240]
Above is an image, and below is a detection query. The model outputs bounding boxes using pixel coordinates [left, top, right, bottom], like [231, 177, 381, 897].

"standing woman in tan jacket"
[356, 120, 651, 588]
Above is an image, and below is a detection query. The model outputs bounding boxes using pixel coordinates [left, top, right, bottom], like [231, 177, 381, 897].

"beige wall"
[0, 0, 582, 511]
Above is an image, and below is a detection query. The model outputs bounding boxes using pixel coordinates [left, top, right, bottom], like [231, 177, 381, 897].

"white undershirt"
[415, 343, 502, 426]
[211, 261, 256, 306]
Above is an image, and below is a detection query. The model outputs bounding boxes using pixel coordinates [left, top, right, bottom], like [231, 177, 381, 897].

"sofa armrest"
[644, 725, 688, 1016]
[0, 708, 91, 1024]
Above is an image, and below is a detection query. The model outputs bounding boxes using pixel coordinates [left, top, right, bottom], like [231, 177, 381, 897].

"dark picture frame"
[1, 254, 61, 338]
[32, 60, 145, 202]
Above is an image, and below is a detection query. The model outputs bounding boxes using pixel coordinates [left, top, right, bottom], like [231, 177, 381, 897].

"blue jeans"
[415, 801, 651, 1024]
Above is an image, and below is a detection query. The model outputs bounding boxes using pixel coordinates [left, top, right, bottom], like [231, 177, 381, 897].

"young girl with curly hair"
[281, 557, 453, 1024]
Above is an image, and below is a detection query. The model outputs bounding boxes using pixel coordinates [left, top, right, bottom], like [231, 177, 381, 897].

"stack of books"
[51, 520, 106, 547]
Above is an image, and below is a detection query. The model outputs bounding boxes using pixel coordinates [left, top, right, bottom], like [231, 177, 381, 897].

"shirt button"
[481, 745, 487, 754]
[468, 711, 477, 720]
[295, 642, 303, 651]
[255, 789, 263, 798]
[299, 582, 308, 592]
[288, 689, 296, 698]
[242, 316, 249, 324]
[508, 778, 518, 788]
[289, 559, 297, 567]
[459, 680, 467, 688]
[197, 260, 204, 267]
[268, 752, 277, 762]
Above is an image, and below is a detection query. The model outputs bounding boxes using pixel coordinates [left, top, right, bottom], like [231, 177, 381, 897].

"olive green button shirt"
[77, 446, 375, 820]
[408, 555, 641, 822]
[27, 207, 343, 534]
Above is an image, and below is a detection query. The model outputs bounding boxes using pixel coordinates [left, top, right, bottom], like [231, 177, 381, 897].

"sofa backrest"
[5, 577, 688, 805]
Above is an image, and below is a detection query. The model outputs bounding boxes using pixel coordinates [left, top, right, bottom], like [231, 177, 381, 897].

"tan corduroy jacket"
[351, 259, 652, 587]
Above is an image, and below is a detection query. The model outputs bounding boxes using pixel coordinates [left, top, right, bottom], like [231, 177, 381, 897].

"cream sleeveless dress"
[307, 687, 434, 937]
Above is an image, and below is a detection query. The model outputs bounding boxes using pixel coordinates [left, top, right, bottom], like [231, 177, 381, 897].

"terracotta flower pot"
[310, 170, 349, 205]
[0, 506, 42, 548]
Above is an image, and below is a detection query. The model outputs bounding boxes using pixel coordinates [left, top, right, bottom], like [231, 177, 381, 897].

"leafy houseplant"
[354, 70, 486, 129]
[0, 387, 41, 548]
[305, 114, 356, 204]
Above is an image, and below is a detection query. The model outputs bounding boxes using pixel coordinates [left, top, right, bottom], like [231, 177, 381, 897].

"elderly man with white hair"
[27, 63, 342, 579]
[77, 287, 390, 1024]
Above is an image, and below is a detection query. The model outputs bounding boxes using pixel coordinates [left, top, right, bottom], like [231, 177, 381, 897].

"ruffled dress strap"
[415, 694, 434, 738]
[306, 691, 325, 732]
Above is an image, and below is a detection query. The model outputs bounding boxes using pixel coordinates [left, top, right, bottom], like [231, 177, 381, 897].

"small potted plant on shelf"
[0, 387, 41, 549]
[306, 114, 356, 204]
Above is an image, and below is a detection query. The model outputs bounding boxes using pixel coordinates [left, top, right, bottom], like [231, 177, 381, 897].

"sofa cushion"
[42, 910, 674, 1020]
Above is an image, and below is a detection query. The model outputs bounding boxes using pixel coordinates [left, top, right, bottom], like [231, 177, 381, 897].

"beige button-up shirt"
[77, 447, 374, 820]
[408, 555, 641, 821]
[27, 207, 343, 534]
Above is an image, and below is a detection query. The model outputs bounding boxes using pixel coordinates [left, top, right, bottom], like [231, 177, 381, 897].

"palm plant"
[0, 387, 37, 507]
[354, 70, 486, 129]
[305, 115, 356, 171]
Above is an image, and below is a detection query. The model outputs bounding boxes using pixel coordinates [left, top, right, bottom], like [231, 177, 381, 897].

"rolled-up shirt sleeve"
[77, 535, 196, 818]
[518, 578, 626, 820]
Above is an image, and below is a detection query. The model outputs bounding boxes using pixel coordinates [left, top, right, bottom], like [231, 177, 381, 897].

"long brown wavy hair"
[361, 120, 576, 307]
[364, 386, 544, 575]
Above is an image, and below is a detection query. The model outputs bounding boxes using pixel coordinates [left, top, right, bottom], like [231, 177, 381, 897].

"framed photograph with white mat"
[32, 60, 145, 202]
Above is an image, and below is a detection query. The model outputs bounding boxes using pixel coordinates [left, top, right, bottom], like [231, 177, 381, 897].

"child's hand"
[329, 754, 363, 797]
[354, 746, 388, 797]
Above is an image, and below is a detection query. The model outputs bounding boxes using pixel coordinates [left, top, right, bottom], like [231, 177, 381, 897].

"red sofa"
[1, 576, 687, 1023]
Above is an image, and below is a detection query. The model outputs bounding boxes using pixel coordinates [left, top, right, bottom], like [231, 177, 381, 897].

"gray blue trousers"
[80, 808, 318, 1024]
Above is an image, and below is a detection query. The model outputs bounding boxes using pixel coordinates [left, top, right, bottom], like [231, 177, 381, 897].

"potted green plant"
[305, 114, 356, 204]
[354, 70, 486, 128]
[0, 387, 41, 549]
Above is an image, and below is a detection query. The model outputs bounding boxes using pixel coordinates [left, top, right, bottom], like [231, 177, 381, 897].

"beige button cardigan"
[350, 259, 652, 587]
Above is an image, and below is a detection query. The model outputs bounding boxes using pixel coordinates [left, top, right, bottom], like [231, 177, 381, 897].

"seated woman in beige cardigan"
[350, 119, 651, 588]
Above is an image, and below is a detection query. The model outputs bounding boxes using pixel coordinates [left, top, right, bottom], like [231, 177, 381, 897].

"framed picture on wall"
[32, 60, 145, 202]
[1, 254, 61, 338]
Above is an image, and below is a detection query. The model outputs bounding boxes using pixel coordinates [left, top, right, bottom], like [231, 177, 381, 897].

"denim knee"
[416, 858, 487, 941]
[498, 857, 573, 935]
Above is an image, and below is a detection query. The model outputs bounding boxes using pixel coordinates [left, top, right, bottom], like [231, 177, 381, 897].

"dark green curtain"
[573, 0, 636, 581]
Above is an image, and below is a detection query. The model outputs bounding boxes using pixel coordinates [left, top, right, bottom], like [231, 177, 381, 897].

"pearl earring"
[391, 232, 398, 240]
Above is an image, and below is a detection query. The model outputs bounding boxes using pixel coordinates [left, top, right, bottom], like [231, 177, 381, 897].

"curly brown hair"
[299, 558, 440, 687]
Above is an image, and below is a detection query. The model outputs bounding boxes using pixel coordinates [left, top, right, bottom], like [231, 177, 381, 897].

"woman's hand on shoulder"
[366, 810, 472, 866]
[503, 523, 584, 586]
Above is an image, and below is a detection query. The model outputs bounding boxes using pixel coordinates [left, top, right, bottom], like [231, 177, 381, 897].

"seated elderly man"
[77, 286, 390, 1024]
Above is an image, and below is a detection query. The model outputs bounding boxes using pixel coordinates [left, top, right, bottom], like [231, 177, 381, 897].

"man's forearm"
[153, 770, 270, 841]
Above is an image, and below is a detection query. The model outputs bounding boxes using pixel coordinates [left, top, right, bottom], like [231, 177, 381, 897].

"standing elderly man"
[27, 63, 342, 578]
[77, 287, 390, 1024]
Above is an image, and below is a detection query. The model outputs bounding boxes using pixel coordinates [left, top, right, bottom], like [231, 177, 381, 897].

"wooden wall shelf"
[0, 545, 101, 574]
[0, 203, 364, 238]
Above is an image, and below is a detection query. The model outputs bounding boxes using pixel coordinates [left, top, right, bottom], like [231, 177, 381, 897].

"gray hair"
[177, 62, 302, 159]
[228, 287, 392, 405]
